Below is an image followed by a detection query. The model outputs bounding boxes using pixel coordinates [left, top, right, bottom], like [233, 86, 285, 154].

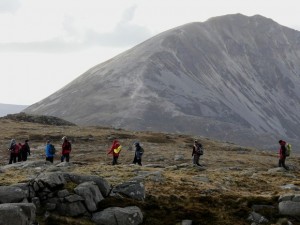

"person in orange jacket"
[107, 140, 122, 165]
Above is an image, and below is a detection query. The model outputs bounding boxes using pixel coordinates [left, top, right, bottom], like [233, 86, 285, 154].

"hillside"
[3, 112, 75, 126]
[23, 14, 300, 150]
[0, 119, 299, 224]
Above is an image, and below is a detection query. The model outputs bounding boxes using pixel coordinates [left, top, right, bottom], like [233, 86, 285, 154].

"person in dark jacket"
[45, 140, 55, 163]
[61, 136, 71, 162]
[278, 140, 289, 170]
[192, 140, 203, 166]
[133, 142, 144, 166]
[21, 139, 30, 161]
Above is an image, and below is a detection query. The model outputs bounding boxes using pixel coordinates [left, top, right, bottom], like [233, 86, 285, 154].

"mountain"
[0, 103, 28, 117]
[24, 14, 300, 149]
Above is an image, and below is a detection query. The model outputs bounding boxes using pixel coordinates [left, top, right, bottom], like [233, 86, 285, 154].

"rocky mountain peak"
[24, 14, 300, 150]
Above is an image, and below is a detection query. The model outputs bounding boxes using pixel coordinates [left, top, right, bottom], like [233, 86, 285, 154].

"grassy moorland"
[0, 117, 299, 225]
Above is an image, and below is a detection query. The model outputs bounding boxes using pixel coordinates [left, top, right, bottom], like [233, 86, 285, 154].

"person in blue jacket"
[45, 140, 55, 163]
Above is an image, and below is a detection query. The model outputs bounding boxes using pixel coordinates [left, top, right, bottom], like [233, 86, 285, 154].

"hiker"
[17, 143, 23, 162]
[133, 142, 144, 166]
[61, 136, 72, 162]
[45, 140, 55, 163]
[192, 140, 203, 166]
[107, 140, 122, 165]
[8, 139, 19, 164]
[278, 140, 289, 170]
[20, 139, 30, 161]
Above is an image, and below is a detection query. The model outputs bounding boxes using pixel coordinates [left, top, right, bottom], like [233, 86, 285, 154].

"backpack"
[198, 147, 204, 155]
[285, 143, 292, 156]
[195, 145, 204, 155]
[139, 147, 144, 155]
[49, 144, 56, 155]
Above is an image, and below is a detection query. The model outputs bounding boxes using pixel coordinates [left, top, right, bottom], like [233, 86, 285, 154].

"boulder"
[62, 173, 110, 197]
[111, 180, 145, 201]
[278, 193, 300, 216]
[135, 171, 164, 183]
[74, 181, 104, 212]
[92, 206, 143, 225]
[0, 203, 36, 225]
[35, 172, 66, 189]
[0, 186, 27, 203]
[279, 200, 300, 216]
[247, 211, 269, 224]
[56, 201, 87, 217]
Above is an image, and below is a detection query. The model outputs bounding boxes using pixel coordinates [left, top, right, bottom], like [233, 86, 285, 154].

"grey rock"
[74, 181, 104, 212]
[57, 189, 70, 198]
[46, 203, 56, 211]
[0, 186, 27, 203]
[35, 172, 66, 189]
[136, 171, 164, 182]
[11, 183, 30, 198]
[56, 201, 87, 217]
[111, 180, 145, 201]
[31, 197, 41, 208]
[247, 211, 269, 224]
[0, 203, 36, 225]
[62, 173, 111, 197]
[292, 194, 300, 202]
[279, 201, 300, 216]
[280, 184, 300, 191]
[64, 194, 84, 203]
[92, 206, 143, 225]
[278, 194, 294, 202]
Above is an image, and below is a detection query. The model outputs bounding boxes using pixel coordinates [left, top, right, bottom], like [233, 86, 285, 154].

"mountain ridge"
[24, 14, 300, 149]
[0, 103, 28, 117]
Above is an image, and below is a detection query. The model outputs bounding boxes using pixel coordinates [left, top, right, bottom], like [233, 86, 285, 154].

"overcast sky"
[0, 0, 299, 105]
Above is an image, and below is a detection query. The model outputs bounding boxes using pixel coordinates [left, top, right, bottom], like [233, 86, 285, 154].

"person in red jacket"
[8, 139, 19, 164]
[278, 140, 289, 170]
[61, 136, 72, 162]
[107, 140, 122, 165]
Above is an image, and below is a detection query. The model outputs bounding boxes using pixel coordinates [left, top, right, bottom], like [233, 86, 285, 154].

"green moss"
[64, 181, 78, 193]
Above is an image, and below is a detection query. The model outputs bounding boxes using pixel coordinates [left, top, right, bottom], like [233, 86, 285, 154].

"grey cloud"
[83, 5, 151, 47]
[0, 0, 22, 13]
[0, 5, 152, 53]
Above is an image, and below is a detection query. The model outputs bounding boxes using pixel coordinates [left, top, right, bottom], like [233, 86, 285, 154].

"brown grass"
[0, 118, 299, 224]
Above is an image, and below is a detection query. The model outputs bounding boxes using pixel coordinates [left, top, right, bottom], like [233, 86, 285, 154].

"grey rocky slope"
[24, 14, 300, 149]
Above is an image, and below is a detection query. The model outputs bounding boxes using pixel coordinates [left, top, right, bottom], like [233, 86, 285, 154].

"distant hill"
[3, 112, 75, 126]
[0, 103, 28, 117]
[24, 14, 300, 149]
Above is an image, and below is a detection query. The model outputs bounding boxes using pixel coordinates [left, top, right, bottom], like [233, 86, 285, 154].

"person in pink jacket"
[278, 140, 289, 170]
[61, 136, 72, 162]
